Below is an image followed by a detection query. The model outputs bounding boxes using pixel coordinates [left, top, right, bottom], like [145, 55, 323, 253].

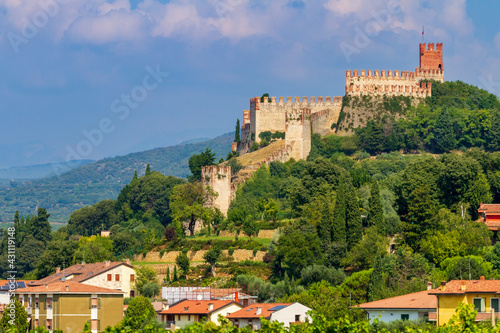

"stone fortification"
[201, 165, 232, 215]
[345, 43, 443, 98]
[285, 109, 312, 161]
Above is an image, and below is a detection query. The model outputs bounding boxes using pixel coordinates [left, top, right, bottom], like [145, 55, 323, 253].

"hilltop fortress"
[203, 43, 444, 216]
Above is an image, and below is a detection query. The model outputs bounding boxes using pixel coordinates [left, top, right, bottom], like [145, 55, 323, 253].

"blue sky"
[0, 0, 499, 168]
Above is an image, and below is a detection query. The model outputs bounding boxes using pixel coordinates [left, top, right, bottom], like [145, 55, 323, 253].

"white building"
[226, 302, 311, 330]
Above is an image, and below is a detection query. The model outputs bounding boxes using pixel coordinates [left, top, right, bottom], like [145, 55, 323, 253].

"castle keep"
[204, 43, 444, 216]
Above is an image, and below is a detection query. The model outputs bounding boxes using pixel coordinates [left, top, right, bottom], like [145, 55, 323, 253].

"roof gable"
[16, 281, 123, 294]
[226, 303, 292, 319]
[160, 300, 239, 315]
[357, 290, 436, 310]
[34, 262, 134, 285]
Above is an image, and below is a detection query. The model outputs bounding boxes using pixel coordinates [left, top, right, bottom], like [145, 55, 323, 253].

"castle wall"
[250, 96, 341, 141]
[345, 69, 435, 97]
[286, 109, 311, 161]
[201, 165, 232, 216]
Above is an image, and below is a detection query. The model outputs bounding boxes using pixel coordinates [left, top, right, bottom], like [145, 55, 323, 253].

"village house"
[429, 277, 500, 325]
[16, 281, 123, 333]
[357, 286, 436, 323]
[478, 203, 500, 237]
[226, 302, 312, 330]
[33, 261, 137, 297]
[159, 299, 243, 330]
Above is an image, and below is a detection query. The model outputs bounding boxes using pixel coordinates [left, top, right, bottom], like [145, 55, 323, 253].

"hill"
[0, 160, 94, 183]
[0, 132, 234, 224]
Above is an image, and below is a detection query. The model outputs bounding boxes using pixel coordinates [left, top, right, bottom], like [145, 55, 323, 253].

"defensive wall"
[201, 165, 232, 215]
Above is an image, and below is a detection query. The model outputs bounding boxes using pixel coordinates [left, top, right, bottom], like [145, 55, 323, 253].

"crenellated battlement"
[252, 95, 340, 107]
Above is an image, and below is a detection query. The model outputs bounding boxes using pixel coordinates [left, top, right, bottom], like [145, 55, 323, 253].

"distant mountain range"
[0, 160, 94, 181]
[0, 132, 234, 224]
[0, 140, 61, 169]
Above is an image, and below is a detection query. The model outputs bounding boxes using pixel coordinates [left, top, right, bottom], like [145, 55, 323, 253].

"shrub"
[253, 247, 260, 257]
[228, 247, 235, 256]
[160, 249, 167, 258]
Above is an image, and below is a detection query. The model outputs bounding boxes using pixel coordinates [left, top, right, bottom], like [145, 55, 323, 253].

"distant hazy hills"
[0, 160, 94, 181]
[0, 132, 234, 224]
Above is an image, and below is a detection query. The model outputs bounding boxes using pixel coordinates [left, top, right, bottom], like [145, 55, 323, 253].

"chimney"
[208, 303, 214, 311]
[461, 281, 467, 291]
[56, 267, 61, 274]
[163, 302, 169, 311]
[105, 261, 111, 267]
[125, 259, 131, 265]
[45, 284, 48, 289]
[256, 307, 262, 315]
[427, 282, 432, 290]
[440, 281, 446, 291]
[480, 276, 485, 281]
[65, 286, 69, 292]
[235, 291, 239, 304]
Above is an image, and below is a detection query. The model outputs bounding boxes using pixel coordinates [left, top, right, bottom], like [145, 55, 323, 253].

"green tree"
[31, 208, 52, 245]
[188, 147, 216, 181]
[332, 179, 346, 243]
[145, 163, 151, 176]
[0, 299, 29, 333]
[368, 182, 385, 235]
[134, 266, 158, 294]
[318, 198, 332, 246]
[203, 246, 221, 277]
[433, 109, 457, 152]
[235, 119, 241, 143]
[345, 182, 362, 249]
[486, 110, 500, 151]
[142, 283, 161, 298]
[242, 218, 258, 239]
[124, 296, 156, 330]
[73, 235, 114, 264]
[367, 253, 384, 301]
[176, 253, 190, 278]
[170, 182, 214, 237]
[36, 239, 78, 279]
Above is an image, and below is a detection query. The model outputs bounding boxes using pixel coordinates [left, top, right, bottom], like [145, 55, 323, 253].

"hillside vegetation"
[0, 133, 233, 224]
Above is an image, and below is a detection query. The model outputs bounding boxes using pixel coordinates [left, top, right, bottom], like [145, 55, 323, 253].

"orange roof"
[357, 290, 436, 310]
[429, 279, 500, 295]
[160, 300, 238, 315]
[478, 204, 500, 213]
[34, 261, 133, 285]
[16, 281, 123, 294]
[226, 303, 291, 319]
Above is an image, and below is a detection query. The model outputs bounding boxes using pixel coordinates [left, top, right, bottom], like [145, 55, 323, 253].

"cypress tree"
[235, 119, 241, 143]
[145, 164, 151, 176]
[332, 179, 346, 243]
[487, 110, 500, 151]
[345, 181, 362, 249]
[31, 208, 52, 245]
[318, 198, 332, 246]
[173, 266, 178, 282]
[132, 170, 138, 181]
[166, 267, 170, 283]
[368, 181, 385, 234]
[433, 109, 456, 152]
[368, 253, 384, 302]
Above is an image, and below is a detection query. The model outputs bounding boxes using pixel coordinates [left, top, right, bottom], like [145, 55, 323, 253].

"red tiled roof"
[357, 290, 436, 310]
[478, 204, 500, 213]
[429, 279, 500, 295]
[160, 300, 238, 315]
[226, 303, 291, 319]
[15, 281, 123, 294]
[34, 262, 133, 285]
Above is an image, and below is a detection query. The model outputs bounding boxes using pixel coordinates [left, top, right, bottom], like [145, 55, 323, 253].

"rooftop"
[226, 303, 291, 319]
[34, 261, 133, 285]
[16, 281, 124, 294]
[429, 278, 500, 295]
[478, 203, 500, 213]
[160, 300, 238, 315]
[357, 290, 436, 310]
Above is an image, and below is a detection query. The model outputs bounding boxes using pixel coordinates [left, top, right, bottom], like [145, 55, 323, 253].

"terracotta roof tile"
[357, 290, 436, 310]
[429, 279, 500, 295]
[16, 281, 123, 294]
[478, 204, 500, 213]
[34, 262, 133, 285]
[226, 303, 292, 319]
[160, 300, 239, 315]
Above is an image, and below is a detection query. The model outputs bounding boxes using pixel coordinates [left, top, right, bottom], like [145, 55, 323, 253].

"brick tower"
[419, 43, 443, 71]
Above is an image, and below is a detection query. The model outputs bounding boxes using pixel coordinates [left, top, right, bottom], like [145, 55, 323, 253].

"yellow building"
[34, 261, 137, 297]
[429, 277, 500, 325]
[16, 281, 123, 333]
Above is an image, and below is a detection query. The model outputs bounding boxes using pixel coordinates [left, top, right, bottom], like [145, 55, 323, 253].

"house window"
[188, 315, 191, 321]
[107, 274, 112, 281]
[46, 297, 52, 309]
[473, 298, 486, 312]
[492, 298, 500, 313]
[91, 298, 98, 309]
[34, 319, 38, 327]
[130, 290, 135, 297]
[116, 274, 120, 281]
[91, 319, 98, 330]
[35, 298, 39, 309]
[401, 314, 409, 321]
[46, 319, 52, 330]
[130, 274, 135, 282]
[178, 315, 181, 321]
[295, 314, 301, 322]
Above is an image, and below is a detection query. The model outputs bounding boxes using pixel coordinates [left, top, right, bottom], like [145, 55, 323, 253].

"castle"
[203, 43, 444, 216]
